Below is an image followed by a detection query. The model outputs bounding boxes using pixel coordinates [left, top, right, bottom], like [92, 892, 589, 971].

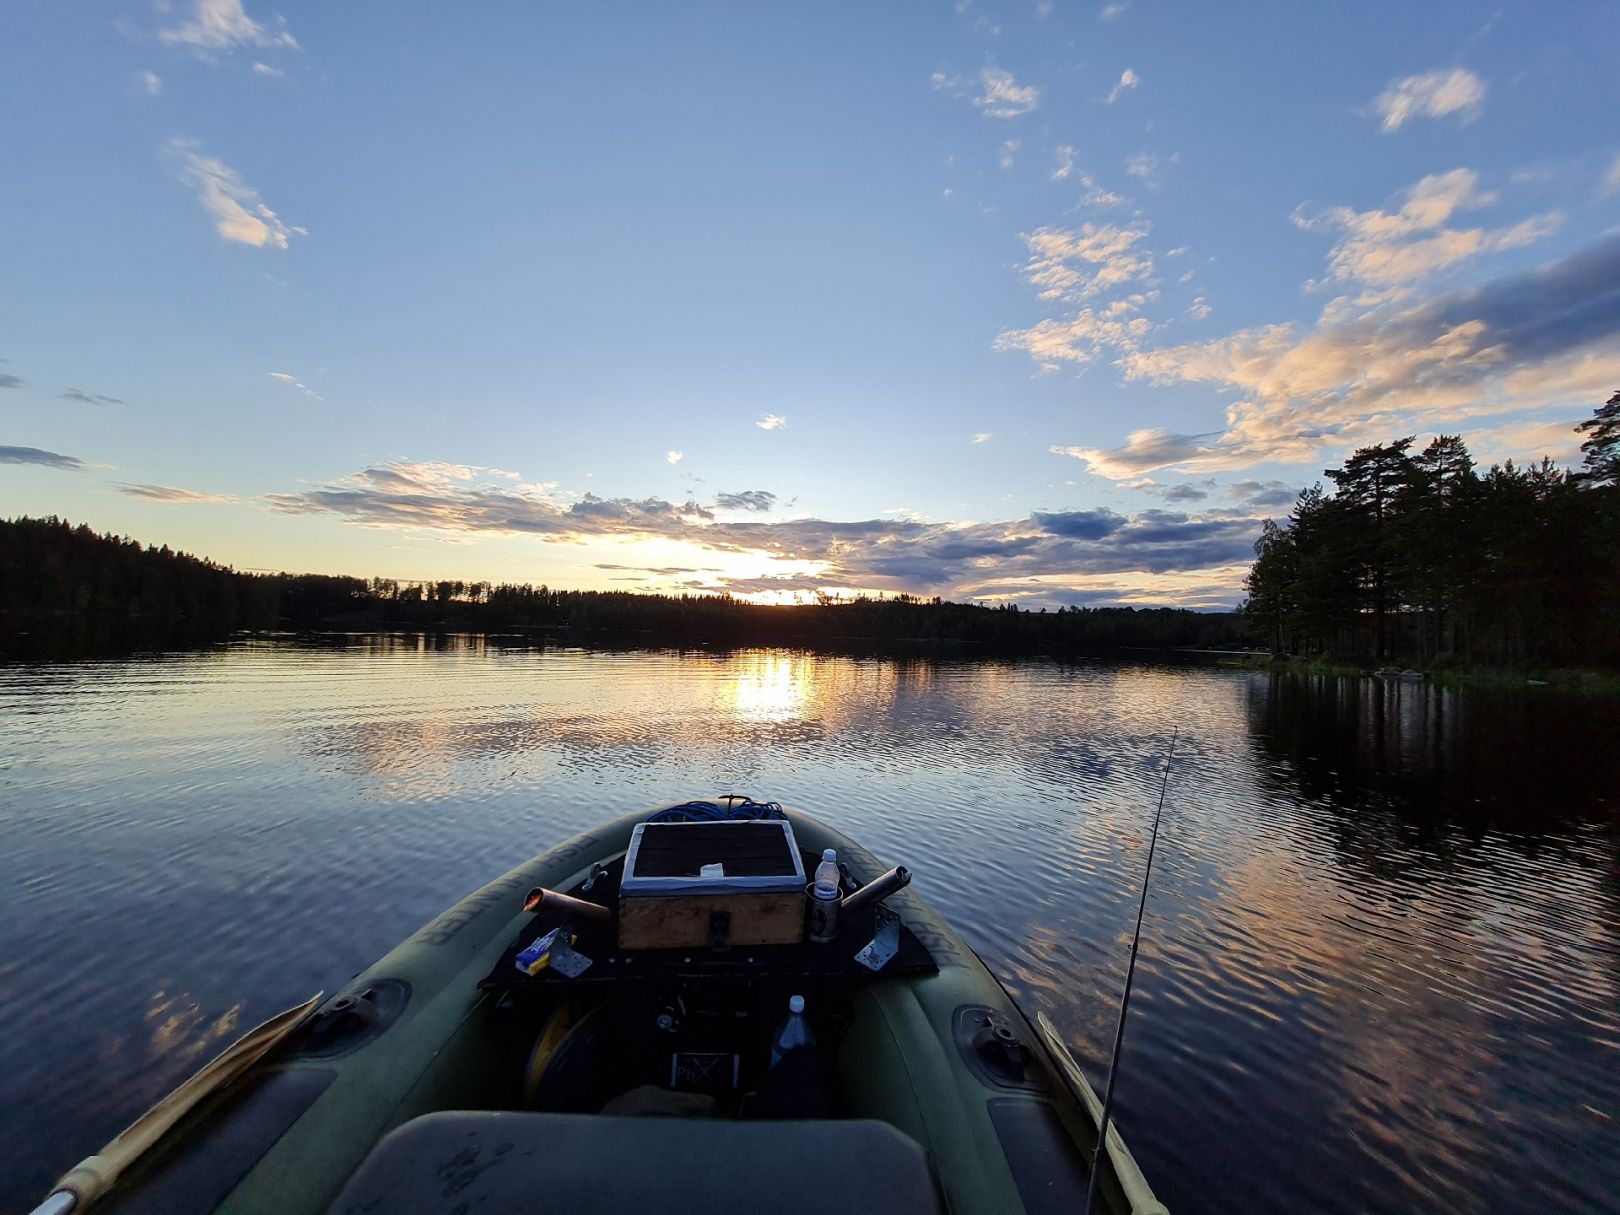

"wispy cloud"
[1373, 68, 1485, 132]
[1100, 1, 1132, 19]
[756, 413, 787, 430]
[250, 61, 285, 78]
[119, 483, 236, 504]
[714, 489, 776, 512]
[0, 374, 22, 390]
[1186, 297, 1212, 321]
[1017, 224, 1154, 302]
[267, 370, 321, 399]
[999, 139, 1021, 170]
[1104, 68, 1140, 106]
[1052, 145, 1077, 182]
[0, 445, 83, 470]
[61, 388, 127, 405]
[159, 0, 298, 53]
[994, 293, 1157, 368]
[971, 432, 993, 444]
[171, 139, 304, 249]
[665, 450, 684, 464]
[1601, 153, 1620, 198]
[137, 70, 162, 95]
[975, 67, 1040, 118]
[1293, 168, 1560, 293]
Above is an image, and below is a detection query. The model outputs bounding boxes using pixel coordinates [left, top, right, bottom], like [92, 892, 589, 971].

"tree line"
[1244, 392, 1620, 669]
[0, 515, 1248, 654]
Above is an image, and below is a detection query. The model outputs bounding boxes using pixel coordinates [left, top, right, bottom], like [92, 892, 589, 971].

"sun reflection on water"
[728, 651, 812, 723]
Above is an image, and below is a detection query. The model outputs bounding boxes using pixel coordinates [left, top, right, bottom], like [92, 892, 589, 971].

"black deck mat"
[478, 852, 938, 992]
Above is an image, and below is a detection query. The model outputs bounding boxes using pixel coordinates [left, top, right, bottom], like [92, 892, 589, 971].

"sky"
[2, 0, 1618, 610]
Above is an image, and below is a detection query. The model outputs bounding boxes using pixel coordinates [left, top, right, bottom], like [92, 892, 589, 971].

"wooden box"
[618, 820, 807, 950]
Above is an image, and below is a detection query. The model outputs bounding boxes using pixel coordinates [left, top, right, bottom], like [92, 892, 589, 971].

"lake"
[2, 635, 1617, 1214]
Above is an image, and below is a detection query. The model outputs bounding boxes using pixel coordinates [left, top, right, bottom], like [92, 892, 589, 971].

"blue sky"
[3, 1, 1618, 608]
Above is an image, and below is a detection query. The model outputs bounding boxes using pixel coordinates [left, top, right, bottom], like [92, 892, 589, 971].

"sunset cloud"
[1373, 68, 1485, 132]
[119, 483, 236, 504]
[1017, 224, 1153, 302]
[1294, 169, 1560, 293]
[756, 413, 788, 430]
[973, 67, 1040, 118]
[1, 445, 84, 470]
[61, 388, 126, 405]
[1104, 68, 1140, 106]
[267, 371, 320, 399]
[159, 0, 298, 54]
[171, 139, 304, 249]
[264, 459, 1272, 604]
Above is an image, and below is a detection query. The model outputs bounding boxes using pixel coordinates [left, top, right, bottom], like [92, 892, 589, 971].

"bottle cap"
[822, 848, 836, 862]
[789, 994, 805, 1014]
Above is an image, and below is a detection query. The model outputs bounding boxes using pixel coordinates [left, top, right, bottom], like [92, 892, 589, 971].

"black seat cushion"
[325, 1110, 942, 1215]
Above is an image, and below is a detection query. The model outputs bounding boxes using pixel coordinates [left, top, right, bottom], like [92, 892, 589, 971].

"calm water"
[2, 635, 1618, 1214]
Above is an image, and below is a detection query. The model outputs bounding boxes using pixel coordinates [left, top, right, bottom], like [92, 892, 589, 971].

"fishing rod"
[1082, 729, 1177, 1215]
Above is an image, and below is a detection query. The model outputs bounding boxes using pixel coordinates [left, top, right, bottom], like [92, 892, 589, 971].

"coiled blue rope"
[646, 797, 786, 823]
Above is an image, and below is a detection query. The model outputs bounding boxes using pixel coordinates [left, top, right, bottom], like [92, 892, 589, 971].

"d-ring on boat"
[34, 798, 1167, 1215]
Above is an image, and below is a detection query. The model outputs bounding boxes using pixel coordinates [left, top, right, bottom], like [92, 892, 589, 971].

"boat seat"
[324, 1109, 943, 1215]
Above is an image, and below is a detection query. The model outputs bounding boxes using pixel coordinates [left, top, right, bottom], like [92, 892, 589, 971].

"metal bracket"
[854, 906, 901, 971]
[550, 935, 593, 978]
[709, 910, 732, 953]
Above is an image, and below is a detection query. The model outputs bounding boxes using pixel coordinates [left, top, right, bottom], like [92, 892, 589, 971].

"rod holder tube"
[522, 887, 612, 922]
[840, 866, 911, 914]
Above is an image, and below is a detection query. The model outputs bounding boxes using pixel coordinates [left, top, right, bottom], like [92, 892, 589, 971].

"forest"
[1244, 392, 1620, 669]
[0, 515, 1246, 654]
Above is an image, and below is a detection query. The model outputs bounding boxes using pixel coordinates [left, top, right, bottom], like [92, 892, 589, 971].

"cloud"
[1102, 232, 1620, 474]
[1227, 479, 1296, 506]
[994, 293, 1157, 367]
[1373, 68, 1485, 132]
[971, 432, 993, 444]
[1016, 224, 1154, 302]
[1187, 297, 1212, 321]
[1105, 68, 1140, 106]
[159, 0, 298, 53]
[1463, 416, 1585, 466]
[170, 139, 303, 249]
[663, 450, 685, 465]
[138, 71, 162, 95]
[1601, 153, 1620, 198]
[118, 483, 236, 504]
[0, 445, 84, 470]
[1052, 430, 1222, 479]
[1124, 150, 1177, 185]
[999, 139, 1021, 170]
[755, 413, 788, 430]
[61, 388, 126, 405]
[1100, 1, 1131, 18]
[0, 374, 22, 389]
[1163, 484, 1210, 503]
[265, 459, 1270, 603]
[1294, 168, 1560, 293]
[267, 370, 321, 399]
[975, 67, 1040, 118]
[1052, 145, 1077, 181]
[714, 489, 776, 513]
[251, 61, 285, 77]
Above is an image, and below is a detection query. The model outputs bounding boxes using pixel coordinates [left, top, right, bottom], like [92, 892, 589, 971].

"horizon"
[3, 1, 1617, 611]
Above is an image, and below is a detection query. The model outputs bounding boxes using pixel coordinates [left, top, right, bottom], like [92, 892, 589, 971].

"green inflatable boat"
[34, 800, 1166, 1215]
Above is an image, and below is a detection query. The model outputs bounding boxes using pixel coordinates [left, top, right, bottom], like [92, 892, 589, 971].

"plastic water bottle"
[814, 849, 840, 899]
[770, 994, 814, 1067]
[807, 849, 840, 943]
